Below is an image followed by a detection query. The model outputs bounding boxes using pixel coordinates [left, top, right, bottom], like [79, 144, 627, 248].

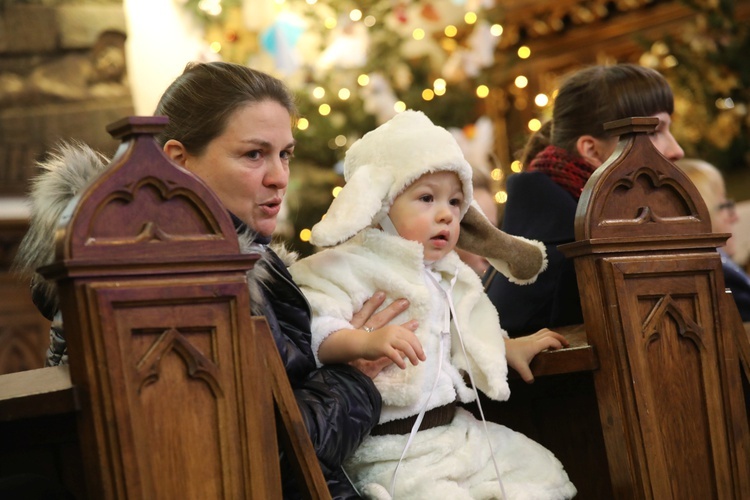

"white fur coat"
[289, 228, 576, 499]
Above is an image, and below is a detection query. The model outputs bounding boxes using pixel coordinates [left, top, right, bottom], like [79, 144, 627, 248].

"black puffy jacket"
[245, 226, 381, 499]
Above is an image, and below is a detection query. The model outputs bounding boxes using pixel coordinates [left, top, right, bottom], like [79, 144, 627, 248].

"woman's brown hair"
[154, 61, 297, 155]
[521, 64, 674, 166]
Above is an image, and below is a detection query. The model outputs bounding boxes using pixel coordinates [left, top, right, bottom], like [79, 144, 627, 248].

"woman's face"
[170, 100, 295, 237]
[588, 112, 685, 167]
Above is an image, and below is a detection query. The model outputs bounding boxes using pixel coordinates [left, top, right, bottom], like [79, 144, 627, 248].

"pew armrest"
[509, 323, 598, 379]
[0, 365, 79, 421]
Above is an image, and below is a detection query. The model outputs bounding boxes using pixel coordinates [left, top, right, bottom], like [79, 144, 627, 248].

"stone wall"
[0, 2, 133, 196]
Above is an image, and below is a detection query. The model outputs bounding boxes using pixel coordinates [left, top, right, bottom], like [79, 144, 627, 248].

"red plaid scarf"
[527, 145, 597, 200]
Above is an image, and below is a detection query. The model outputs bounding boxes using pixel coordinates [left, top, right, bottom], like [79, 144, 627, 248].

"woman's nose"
[264, 158, 289, 189]
[664, 133, 684, 162]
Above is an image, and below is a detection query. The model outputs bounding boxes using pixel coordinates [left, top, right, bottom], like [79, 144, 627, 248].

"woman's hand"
[347, 291, 419, 378]
[504, 328, 569, 383]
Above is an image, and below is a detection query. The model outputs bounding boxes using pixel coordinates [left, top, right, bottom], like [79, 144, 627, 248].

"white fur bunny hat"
[311, 110, 547, 284]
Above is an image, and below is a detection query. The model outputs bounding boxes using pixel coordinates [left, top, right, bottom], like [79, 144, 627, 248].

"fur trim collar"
[14, 141, 109, 315]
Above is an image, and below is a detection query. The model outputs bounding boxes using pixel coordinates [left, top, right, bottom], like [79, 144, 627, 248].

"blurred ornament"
[316, 21, 369, 71]
[450, 116, 494, 174]
[421, 3, 441, 21]
[260, 12, 305, 74]
[361, 73, 399, 125]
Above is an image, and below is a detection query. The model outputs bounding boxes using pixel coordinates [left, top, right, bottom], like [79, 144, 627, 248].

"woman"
[485, 63, 684, 336]
[15, 61, 414, 499]
[676, 158, 750, 321]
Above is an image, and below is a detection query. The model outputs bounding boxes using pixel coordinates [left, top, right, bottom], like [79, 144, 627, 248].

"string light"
[312, 87, 325, 99]
[465, 12, 477, 24]
[514, 75, 528, 88]
[338, 88, 351, 100]
[534, 93, 549, 107]
[394, 101, 407, 112]
[517, 46, 531, 59]
[476, 85, 490, 98]
[422, 89, 435, 101]
[364, 15, 376, 27]
[300, 229, 312, 242]
[490, 24, 503, 36]
[511, 161, 523, 173]
[324, 17, 337, 29]
[357, 74, 370, 86]
[296, 118, 309, 130]
[491, 168, 503, 181]
[210, 41, 222, 53]
[319, 103, 331, 116]
[494, 191, 508, 204]
[528, 118, 541, 131]
[350, 9, 362, 22]
[413, 28, 425, 40]
[332, 186, 343, 198]
[445, 25, 458, 37]
[334, 135, 347, 147]
[198, 0, 222, 16]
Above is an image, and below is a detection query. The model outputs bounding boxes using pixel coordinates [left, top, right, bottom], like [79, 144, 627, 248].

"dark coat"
[484, 171, 584, 336]
[257, 245, 382, 499]
[720, 249, 750, 322]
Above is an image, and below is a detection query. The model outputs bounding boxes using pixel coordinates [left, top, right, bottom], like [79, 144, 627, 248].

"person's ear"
[163, 139, 188, 167]
[575, 135, 607, 167]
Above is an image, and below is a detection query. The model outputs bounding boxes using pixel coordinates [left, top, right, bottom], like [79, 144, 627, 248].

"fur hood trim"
[14, 141, 109, 315]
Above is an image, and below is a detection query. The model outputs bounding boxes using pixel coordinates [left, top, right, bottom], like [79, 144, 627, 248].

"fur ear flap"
[458, 203, 547, 284]
[311, 164, 395, 247]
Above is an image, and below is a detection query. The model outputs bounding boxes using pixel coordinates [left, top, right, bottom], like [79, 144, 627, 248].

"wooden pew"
[468, 117, 750, 499]
[0, 117, 330, 499]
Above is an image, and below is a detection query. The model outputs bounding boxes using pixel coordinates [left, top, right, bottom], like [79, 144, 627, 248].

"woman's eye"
[281, 150, 294, 160]
[246, 150, 262, 160]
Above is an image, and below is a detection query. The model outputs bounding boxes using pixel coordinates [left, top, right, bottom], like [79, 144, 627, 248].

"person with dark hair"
[485, 63, 684, 336]
[15, 61, 414, 499]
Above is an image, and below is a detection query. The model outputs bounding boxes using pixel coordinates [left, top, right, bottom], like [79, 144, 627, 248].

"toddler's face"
[388, 171, 463, 262]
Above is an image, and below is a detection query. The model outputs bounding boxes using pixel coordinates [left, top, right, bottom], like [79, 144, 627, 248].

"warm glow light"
[445, 25, 458, 37]
[441, 38, 457, 51]
[394, 101, 407, 113]
[357, 74, 370, 86]
[312, 87, 325, 99]
[534, 93, 549, 107]
[364, 15, 376, 27]
[528, 118, 542, 131]
[491, 168, 503, 181]
[494, 191, 508, 204]
[296, 117, 309, 130]
[464, 12, 477, 24]
[490, 24, 503, 36]
[324, 17, 337, 29]
[517, 46, 531, 59]
[209, 41, 222, 53]
[334, 135, 347, 147]
[433, 78, 446, 90]
[434, 87, 446, 96]
[319, 103, 331, 116]
[306, 0, 317, 4]
[422, 89, 435, 101]
[514, 75, 528, 88]
[198, 0, 222, 16]
[332, 186, 343, 198]
[338, 88, 351, 100]
[413, 28, 425, 40]
[350, 9, 362, 22]
[300, 228, 312, 242]
[511, 160, 523, 173]
[476, 85, 490, 98]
